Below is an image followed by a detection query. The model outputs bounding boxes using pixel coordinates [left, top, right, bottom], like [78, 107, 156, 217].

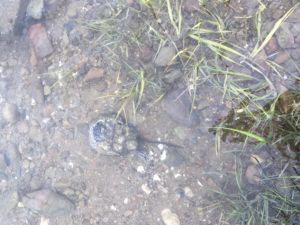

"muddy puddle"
[0, 0, 300, 224]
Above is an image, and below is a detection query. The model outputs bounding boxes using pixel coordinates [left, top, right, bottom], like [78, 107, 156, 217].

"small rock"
[22, 189, 75, 217]
[161, 88, 199, 127]
[276, 24, 295, 49]
[5, 143, 21, 177]
[28, 23, 53, 58]
[161, 208, 180, 225]
[155, 47, 176, 66]
[141, 184, 152, 195]
[183, 0, 200, 12]
[0, 191, 18, 220]
[17, 120, 29, 134]
[274, 51, 290, 64]
[84, 67, 105, 82]
[163, 69, 182, 84]
[2, 103, 19, 123]
[183, 187, 194, 198]
[245, 164, 261, 185]
[265, 37, 278, 55]
[28, 80, 44, 104]
[43, 85, 51, 96]
[290, 48, 300, 60]
[295, 34, 300, 43]
[27, 0, 44, 19]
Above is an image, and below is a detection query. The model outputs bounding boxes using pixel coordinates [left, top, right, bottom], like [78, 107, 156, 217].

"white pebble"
[137, 165, 145, 174]
[160, 150, 167, 161]
[161, 208, 180, 225]
[153, 174, 161, 181]
[141, 184, 152, 195]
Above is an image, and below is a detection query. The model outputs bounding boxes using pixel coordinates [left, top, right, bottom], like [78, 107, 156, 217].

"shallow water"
[0, 0, 300, 224]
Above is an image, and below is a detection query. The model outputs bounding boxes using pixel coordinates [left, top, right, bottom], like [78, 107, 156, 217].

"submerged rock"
[22, 189, 75, 217]
[0, 191, 19, 220]
[28, 23, 53, 58]
[27, 0, 44, 19]
[155, 47, 176, 66]
[161, 208, 180, 225]
[89, 114, 138, 155]
[2, 103, 19, 123]
[161, 89, 200, 127]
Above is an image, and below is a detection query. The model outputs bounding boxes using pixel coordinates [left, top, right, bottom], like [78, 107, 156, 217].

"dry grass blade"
[251, 2, 300, 57]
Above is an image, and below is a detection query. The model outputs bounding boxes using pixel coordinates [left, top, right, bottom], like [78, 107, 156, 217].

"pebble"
[290, 48, 300, 60]
[295, 34, 300, 44]
[84, 67, 105, 82]
[28, 23, 53, 58]
[154, 47, 176, 66]
[27, 0, 44, 19]
[276, 24, 295, 49]
[161, 208, 180, 225]
[274, 51, 290, 64]
[265, 37, 278, 55]
[245, 164, 261, 185]
[22, 189, 75, 217]
[161, 88, 199, 127]
[5, 143, 21, 178]
[141, 184, 152, 195]
[163, 69, 182, 84]
[183, 187, 194, 198]
[0, 191, 18, 220]
[2, 103, 19, 123]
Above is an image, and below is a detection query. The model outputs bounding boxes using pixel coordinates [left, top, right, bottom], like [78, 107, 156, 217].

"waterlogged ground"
[0, 0, 300, 225]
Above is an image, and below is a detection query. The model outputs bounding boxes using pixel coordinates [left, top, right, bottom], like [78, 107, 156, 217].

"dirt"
[0, 0, 299, 225]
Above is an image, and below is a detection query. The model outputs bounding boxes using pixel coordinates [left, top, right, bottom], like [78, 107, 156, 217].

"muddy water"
[0, 0, 300, 225]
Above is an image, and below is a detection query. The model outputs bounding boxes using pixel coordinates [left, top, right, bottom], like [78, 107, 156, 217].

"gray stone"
[290, 49, 300, 60]
[0, 0, 20, 34]
[0, 191, 18, 220]
[154, 47, 176, 66]
[163, 69, 182, 84]
[2, 103, 19, 123]
[161, 88, 200, 127]
[276, 24, 295, 49]
[27, 0, 44, 19]
[23, 189, 75, 217]
[5, 143, 21, 178]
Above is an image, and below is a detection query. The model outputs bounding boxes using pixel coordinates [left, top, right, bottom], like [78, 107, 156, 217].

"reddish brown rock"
[274, 51, 290, 64]
[84, 67, 105, 82]
[265, 37, 278, 55]
[28, 23, 53, 58]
